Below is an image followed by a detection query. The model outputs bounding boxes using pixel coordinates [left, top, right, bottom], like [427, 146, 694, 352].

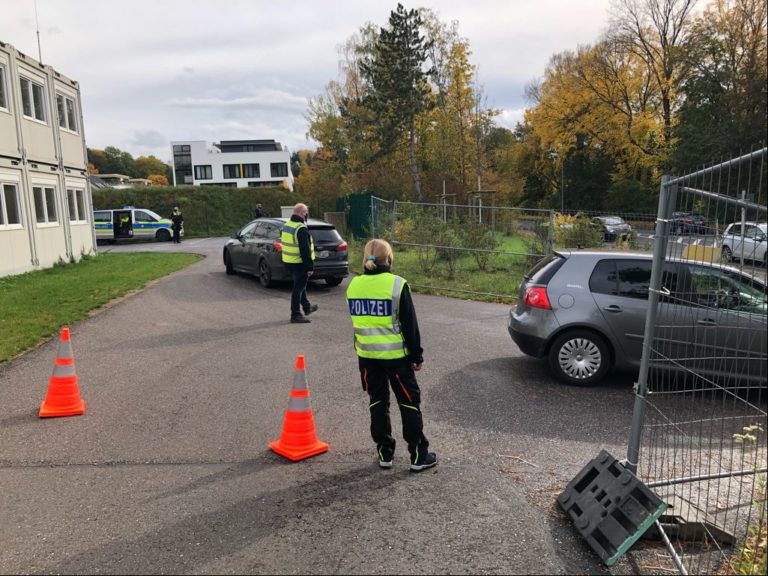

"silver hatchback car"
[508, 251, 767, 386]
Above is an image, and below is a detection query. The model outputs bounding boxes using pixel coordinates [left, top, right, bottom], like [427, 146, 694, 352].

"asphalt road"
[1, 238, 644, 575]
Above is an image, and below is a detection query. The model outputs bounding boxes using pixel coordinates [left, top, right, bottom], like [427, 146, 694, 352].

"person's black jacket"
[361, 266, 423, 365]
[171, 212, 183, 230]
[288, 214, 314, 272]
[254, 207, 265, 218]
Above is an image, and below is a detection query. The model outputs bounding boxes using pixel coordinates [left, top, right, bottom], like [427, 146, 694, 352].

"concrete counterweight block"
[558, 450, 667, 566]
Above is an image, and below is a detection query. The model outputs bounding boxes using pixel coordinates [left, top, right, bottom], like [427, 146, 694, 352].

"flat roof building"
[0, 41, 95, 277]
[170, 139, 294, 191]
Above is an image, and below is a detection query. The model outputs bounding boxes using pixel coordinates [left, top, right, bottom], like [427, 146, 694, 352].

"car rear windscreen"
[525, 253, 566, 284]
[309, 227, 342, 244]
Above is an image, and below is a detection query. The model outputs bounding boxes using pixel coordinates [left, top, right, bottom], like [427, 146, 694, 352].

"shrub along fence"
[91, 185, 299, 238]
[368, 197, 658, 301]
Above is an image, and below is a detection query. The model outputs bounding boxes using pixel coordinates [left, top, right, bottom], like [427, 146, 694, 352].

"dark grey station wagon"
[223, 217, 349, 288]
[509, 251, 767, 387]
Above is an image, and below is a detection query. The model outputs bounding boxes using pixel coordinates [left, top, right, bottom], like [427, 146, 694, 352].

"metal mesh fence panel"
[368, 198, 672, 300]
[551, 210, 657, 252]
[370, 198, 554, 300]
[627, 148, 767, 575]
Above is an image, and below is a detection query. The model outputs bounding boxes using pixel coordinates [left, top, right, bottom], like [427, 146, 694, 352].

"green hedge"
[91, 185, 300, 237]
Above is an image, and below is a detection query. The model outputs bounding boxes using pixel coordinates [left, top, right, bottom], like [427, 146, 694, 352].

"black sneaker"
[303, 304, 319, 315]
[378, 447, 394, 469]
[410, 451, 438, 472]
[290, 315, 310, 324]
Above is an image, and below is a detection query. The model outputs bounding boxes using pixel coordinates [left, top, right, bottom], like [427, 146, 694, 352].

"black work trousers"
[357, 356, 429, 461]
[287, 265, 311, 317]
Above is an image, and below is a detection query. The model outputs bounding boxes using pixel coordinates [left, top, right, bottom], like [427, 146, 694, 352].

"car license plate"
[316, 250, 329, 259]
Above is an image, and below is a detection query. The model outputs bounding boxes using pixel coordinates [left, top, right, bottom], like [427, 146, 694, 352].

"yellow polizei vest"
[281, 219, 315, 264]
[346, 273, 408, 360]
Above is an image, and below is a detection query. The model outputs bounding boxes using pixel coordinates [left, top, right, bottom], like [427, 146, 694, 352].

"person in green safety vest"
[345, 238, 438, 473]
[281, 203, 318, 323]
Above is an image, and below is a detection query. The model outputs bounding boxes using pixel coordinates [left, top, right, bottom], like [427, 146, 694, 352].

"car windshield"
[602, 217, 624, 225]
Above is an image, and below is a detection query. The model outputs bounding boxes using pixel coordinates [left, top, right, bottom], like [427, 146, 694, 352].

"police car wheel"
[259, 259, 272, 288]
[325, 277, 343, 287]
[156, 229, 171, 242]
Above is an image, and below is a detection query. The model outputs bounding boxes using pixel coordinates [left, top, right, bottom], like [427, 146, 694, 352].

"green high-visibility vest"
[346, 273, 408, 360]
[281, 220, 314, 264]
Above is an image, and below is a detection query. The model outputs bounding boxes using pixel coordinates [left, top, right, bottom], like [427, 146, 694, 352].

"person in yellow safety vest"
[281, 203, 318, 323]
[119, 213, 130, 236]
[345, 238, 438, 472]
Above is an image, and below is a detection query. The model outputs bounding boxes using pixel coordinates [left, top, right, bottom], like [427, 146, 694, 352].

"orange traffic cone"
[269, 354, 328, 461]
[39, 327, 85, 418]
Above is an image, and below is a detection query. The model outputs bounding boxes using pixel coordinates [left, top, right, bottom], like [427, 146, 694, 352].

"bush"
[553, 212, 603, 248]
[91, 185, 300, 237]
[457, 217, 499, 271]
[435, 226, 461, 279]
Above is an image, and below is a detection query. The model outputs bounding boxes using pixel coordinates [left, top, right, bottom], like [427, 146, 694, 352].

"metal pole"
[740, 190, 746, 263]
[546, 211, 553, 253]
[390, 200, 397, 245]
[647, 466, 768, 489]
[655, 521, 688, 575]
[561, 161, 564, 213]
[34, 0, 43, 62]
[370, 195, 375, 238]
[625, 175, 676, 474]
[442, 180, 446, 223]
[666, 148, 766, 186]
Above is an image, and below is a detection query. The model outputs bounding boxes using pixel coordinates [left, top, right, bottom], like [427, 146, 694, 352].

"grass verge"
[0, 252, 202, 363]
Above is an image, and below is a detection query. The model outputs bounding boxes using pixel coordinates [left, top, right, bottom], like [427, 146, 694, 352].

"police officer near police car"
[171, 206, 184, 244]
[346, 238, 438, 472]
[281, 203, 319, 323]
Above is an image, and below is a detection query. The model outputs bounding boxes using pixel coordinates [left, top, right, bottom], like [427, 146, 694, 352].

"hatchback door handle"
[603, 305, 622, 313]
[697, 318, 717, 326]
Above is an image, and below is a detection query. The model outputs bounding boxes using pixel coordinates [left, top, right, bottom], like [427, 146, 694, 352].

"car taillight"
[272, 242, 282, 251]
[523, 286, 551, 309]
[336, 242, 348, 251]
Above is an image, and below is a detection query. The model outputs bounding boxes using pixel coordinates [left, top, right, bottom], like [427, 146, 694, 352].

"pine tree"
[360, 3, 433, 202]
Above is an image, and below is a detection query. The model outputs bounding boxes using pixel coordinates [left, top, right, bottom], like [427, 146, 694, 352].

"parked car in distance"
[223, 217, 349, 287]
[508, 251, 767, 387]
[721, 222, 767, 267]
[591, 216, 632, 242]
[670, 212, 711, 235]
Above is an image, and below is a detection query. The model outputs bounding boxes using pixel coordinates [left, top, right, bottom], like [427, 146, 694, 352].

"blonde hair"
[363, 239, 393, 271]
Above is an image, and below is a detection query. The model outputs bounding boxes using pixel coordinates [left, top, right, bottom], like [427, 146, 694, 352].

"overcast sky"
[2, 0, 613, 163]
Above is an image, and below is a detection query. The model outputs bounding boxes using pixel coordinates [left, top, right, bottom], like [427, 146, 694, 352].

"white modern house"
[0, 41, 94, 278]
[170, 139, 294, 191]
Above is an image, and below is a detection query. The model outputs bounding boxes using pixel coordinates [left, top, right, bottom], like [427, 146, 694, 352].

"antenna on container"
[34, 0, 43, 62]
